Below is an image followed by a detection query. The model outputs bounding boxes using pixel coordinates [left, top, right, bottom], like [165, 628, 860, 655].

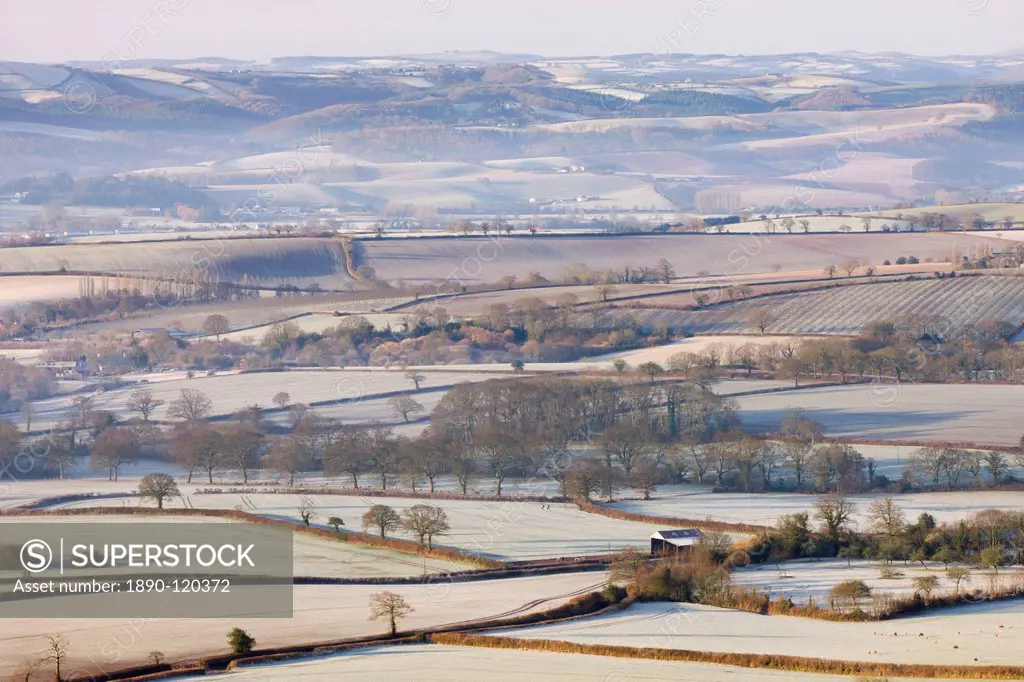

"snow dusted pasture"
[56, 492, 670, 561]
[174, 644, 997, 682]
[733, 382, 1024, 446]
[495, 600, 1024, 667]
[609, 488, 1024, 529]
[0, 573, 604, 678]
[357, 233, 997, 285]
[21, 369, 498, 429]
[734, 559, 1024, 605]
[0, 515, 468, 579]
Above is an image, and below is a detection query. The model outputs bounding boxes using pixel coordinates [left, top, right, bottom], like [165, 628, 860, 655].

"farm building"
[650, 529, 703, 556]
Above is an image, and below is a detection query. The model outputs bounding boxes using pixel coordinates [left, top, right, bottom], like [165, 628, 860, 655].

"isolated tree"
[20, 402, 35, 432]
[866, 497, 906, 537]
[90, 427, 138, 481]
[327, 516, 345, 532]
[202, 314, 231, 341]
[298, 497, 318, 527]
[823, 264, 837, 279]
[227, 627, 255, 654]
[389, 395, 424, 423]
[363, 504, 401, 539]
[44, 633, 70, 682]
[913, 575, 940, 601]
[126, 387, 165, 421]
[167, 389, 213, 423]
[369, 591, 414, 636]
[138, 473, 179, 509]
[947, 566, 971, 594]
[149, 651, 165, 665]
[814, 493, 857, 542]
[747, 308, 775, 336]
[840, 260, 860, 277]
[799, 218, 811, 233]
[613, 359, 628, 373]
[405, 371, 425, 391]
[400, 504, 451, 549]
[830, 580, 870, 608]
[272, 391, 291, 409]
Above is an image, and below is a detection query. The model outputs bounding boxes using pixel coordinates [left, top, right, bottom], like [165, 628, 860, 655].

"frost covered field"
[733, 382, 1024, 446]
[53, 493, 670, 560]
[22, 369, 498, 429]
[609, 488, 1024, 528]
[621, 275, 1024, 336]
[0, 238, 358, 289]
[495, 600, 1024, 666]
[356, 233, 999, 284]
[175, 644, 1004, 682]
[0, 515, 468, 579]
[734, 559, 1024, 604]
[0, 573, 604, 678]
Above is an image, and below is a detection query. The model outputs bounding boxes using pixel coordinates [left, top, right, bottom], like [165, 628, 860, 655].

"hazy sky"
[3, 0, 1022, 63]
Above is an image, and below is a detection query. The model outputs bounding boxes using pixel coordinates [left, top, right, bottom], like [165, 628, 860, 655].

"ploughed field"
[356, 233, 1001, 284]
[609, 275, 1024, 335]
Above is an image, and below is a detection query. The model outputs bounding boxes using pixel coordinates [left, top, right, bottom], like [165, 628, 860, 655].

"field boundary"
[430, 632, 1024, 679]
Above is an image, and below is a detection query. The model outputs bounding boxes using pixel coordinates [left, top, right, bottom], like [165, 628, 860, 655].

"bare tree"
[126, 388, 165, 421]
[44, 633, 70, 682]
[814, 493, 857, 542]
[298, 497, 318, 527]
[654, 258, 675, 284]
[405, 371, 425, 391]
[138, 473, 179, 509]
[90, 427, 138, 481]
[389, 395, 424, 423]
[362, 504, 401, 539]
[264, 436, 312, 485]
[823, 264, 837, 279]
[747, 308, 775, 336]
[400, 504, 451, 549]
[840, 260, 860, 277]
[272, 391, 291, 409]
[202, 314, 231, 340]
[368, 591, 414, 636]
[324, 429, 368, 488]
[219, 423, 265, 484]
[865, 496, 905, 537]
[167, 389, 213, 423]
